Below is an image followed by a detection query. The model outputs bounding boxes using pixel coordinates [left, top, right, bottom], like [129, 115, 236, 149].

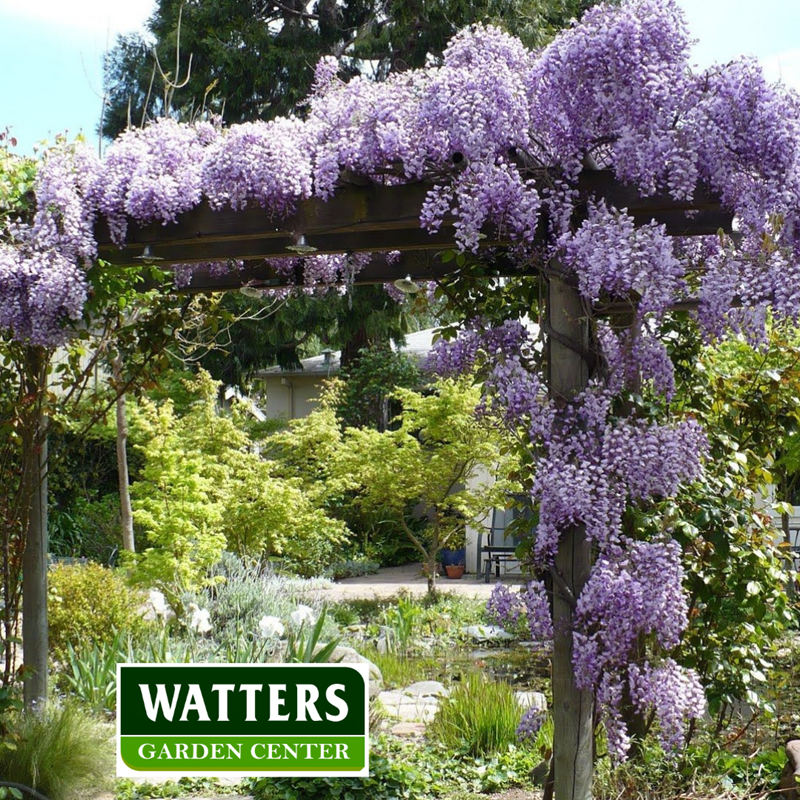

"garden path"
[310, 563, 523, 602]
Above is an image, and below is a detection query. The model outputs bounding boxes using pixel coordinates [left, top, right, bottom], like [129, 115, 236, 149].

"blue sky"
[0, 0, 799, 156]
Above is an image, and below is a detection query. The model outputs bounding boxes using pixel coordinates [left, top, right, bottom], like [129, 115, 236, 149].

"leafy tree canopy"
[102, 0, 599, 138]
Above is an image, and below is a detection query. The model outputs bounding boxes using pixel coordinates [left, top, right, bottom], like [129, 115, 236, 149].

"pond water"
[413, 644, 552, 693]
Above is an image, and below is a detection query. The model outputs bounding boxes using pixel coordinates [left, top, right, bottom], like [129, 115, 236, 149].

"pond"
[403, 643, 552, 694]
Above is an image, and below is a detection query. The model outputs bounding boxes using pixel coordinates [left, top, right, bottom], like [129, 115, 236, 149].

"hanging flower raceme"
[0, 244, 87, 346]
[487, 581, 553, 641]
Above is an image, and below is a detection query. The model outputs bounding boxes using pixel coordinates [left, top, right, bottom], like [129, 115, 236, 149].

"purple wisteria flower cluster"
[487, 581, 553, 641]
[443, 313, 707, 757]
[517, 706, 547, 742]
[4, 0, 800, 347]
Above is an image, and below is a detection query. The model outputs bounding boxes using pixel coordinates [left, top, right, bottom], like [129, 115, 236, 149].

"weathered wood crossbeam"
[96, 171, 732, 281]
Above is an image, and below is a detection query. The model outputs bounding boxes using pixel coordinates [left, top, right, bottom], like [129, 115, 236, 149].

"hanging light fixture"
[286, 233, 318, 255]
[134, 245, 163, 262]
[240, 285, 266, 298]
[393, 274, 420, 294]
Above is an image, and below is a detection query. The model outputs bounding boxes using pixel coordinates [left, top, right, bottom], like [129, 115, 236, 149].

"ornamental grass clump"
[428, 672, 523, 756]
[0, 702, 113, 800]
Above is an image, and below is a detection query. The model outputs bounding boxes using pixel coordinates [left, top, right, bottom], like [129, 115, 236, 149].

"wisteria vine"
[2, 0, 800, 760]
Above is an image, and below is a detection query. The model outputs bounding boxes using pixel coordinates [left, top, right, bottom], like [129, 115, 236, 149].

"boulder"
[515, 690, 547, 711]
[322, 645, 383, 698]
[402, 681, 449, 698]
[390, 722, 427, 737]
[376, 690, 440, 723]
[780, 739, 800, 800]
[463, 624, 515, 642]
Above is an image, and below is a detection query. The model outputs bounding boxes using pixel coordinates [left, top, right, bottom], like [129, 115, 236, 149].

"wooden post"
[547, 274, 594, 800]
[22, 425, 48, 708]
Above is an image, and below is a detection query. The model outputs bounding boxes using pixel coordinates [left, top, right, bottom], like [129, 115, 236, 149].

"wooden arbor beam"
[95, 171, 732, 276]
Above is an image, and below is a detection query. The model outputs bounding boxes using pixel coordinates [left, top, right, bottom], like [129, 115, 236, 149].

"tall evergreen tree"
[102, 0, 598, 137]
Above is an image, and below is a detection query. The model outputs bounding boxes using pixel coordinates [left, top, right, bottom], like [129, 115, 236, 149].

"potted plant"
[440, 518, 467, 571]
[445, 562, 466, 579]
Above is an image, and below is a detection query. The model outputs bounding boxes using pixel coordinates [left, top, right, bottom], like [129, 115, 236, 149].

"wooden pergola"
[24, 167, 732, 800]
[95, 170, 731, 291]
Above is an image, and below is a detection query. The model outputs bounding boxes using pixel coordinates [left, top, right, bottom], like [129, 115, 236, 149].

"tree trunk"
[548, 275, 594, 800]
[113, 356, 135, 554]
[21, 346, 49, 709]
[426, 550, 438, 598]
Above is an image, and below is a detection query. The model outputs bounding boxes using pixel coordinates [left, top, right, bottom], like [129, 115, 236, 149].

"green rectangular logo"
[116, 663, 369, 778]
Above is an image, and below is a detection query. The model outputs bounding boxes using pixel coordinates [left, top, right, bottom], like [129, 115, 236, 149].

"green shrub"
[428, 672, 523, 756]
[0, 702, 113, 800]
[48, 562, 148, 660]
[49, 494, 123, 564]
[130, 373, 349, 589]
[250, 752, 433, 800]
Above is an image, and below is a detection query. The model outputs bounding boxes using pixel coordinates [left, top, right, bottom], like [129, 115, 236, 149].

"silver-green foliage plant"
[176, 554, 338, 662]
[128, 372, 349, 593]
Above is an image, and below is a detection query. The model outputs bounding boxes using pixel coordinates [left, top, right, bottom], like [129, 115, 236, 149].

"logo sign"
[117, 663, 369, 778]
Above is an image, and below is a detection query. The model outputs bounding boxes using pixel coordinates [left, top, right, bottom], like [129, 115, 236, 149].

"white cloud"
[0, 0, 155, 38]
[762, 49, 800, 91]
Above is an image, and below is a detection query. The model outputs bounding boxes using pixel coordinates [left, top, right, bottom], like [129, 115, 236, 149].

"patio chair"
[477, 499, 535, 583]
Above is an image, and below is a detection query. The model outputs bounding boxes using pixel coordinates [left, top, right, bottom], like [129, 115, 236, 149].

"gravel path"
[307, 563, 522, 602]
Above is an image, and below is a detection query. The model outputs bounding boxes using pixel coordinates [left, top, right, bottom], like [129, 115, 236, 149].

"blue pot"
[440, 547, 466, 567]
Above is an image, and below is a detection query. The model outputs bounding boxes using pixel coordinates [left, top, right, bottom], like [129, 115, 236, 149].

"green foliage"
[284, 609, 342, 664]
[266, 382, 349, 503]
[379, 596, 422, 655]
[250, 750, 435, 800]
[47, 562, 148, 661]
[256, 733, 548, 800]
[428, 672, 523, 756]
[0, 137, 37, 230]
[129, 372, 349, 591]
[49, 494, 123, 563]
[338, 345, 421, 430]
[333, 376, 517, 592]
[667, 321, 795, 722]
[324, 557, 380, 580]
[0, 703, 113, 800]
[114, 776, 237, 799]
[593, 736, 791, 799]
[61, 631, 131, 716]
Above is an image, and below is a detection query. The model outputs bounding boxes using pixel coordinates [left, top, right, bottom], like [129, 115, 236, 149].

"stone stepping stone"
[390, 722, 427, 737]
